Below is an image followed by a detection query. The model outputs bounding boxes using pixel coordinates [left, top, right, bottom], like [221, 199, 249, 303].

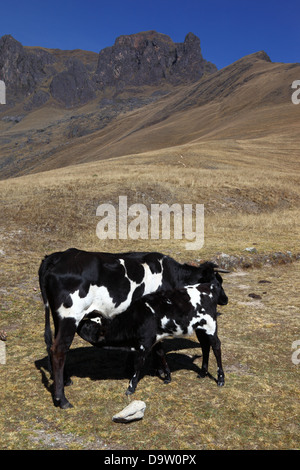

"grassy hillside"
[0, 131, 299, 259]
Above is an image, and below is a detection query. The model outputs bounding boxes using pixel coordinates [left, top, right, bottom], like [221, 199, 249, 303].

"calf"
[39, 247, 228, 408]
[77, 267, 228, 395]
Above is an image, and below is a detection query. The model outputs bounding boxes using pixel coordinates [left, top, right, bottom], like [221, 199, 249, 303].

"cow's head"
[195, 261, 229, 283]
[214, 271, 229, 305]
[194, 263, 229, 306]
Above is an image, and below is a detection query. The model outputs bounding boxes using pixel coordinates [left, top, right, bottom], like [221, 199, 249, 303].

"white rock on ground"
[112, 400, 146, 423]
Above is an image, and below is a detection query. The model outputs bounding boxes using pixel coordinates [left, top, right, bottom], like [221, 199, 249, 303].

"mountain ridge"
[0, 31, 216, 110]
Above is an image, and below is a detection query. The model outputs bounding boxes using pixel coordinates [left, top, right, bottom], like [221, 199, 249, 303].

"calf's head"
[77, 311, 109, 345]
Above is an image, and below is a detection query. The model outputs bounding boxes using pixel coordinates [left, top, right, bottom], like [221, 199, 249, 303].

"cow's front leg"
[51, 318, 76, 408]
[125, 348, 146, 395]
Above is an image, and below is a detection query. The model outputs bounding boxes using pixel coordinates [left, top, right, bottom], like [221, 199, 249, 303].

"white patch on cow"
[160, 315, 170, 329]
[129, 373, 136, 390]
[57, 288, 98, 324]
[174, 322, 184, 335]
[186, 285, 201, 308]
[158, 316, 184, 339]
[90, 316, 102, 324]
[142, 260, 163, 295]
[199, 314, 216, 335]
[192, 313, 216, 336]
[57, 282, 135, 324]
[155, 332, 171, 342]
[145, 302, 155, 314]
[155, 315, 173, 342]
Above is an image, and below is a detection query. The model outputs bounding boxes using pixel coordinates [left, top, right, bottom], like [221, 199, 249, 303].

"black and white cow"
[77, 265, 228, 395]
[39, 248, 228, 408]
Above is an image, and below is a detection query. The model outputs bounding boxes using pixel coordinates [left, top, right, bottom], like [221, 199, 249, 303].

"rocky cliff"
[94, 31, 217, 88]
[0, 35, 55, 103]
[0, 31, 217, 109]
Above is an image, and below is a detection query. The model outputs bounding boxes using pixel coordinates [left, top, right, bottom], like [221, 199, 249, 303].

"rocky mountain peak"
[94, 30, 216, 88]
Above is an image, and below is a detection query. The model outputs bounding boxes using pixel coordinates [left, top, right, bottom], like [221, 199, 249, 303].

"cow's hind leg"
[51, 318, 76, 408]
[210, 335, 225, 386]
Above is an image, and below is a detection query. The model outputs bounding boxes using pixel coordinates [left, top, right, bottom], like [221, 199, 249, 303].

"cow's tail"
[38, 255, 54, 374]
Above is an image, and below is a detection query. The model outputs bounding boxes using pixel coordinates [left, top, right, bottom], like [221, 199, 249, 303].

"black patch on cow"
[144, 253, 163, 274]
[63, 295, 73, 308]
[132, 283, 145, 303]
[123, 259, 145, 284]
[96, 259, 132, 307]
[191, 318, 208, 332]
[78, 279, 93, 298]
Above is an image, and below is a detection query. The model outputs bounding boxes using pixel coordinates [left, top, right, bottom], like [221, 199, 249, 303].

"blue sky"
[1, 0, 299, 69]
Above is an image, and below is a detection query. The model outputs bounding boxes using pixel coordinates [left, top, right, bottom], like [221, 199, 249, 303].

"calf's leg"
[126, 349, 147, 395]
[196, 330, 225, 386]
[152, 343, 171, 384]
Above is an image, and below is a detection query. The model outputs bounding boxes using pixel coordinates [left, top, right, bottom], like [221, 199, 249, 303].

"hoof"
[197, 369, 207, 379]
[217, 376, 225, 387]
[54, 398, 73, 409]
[157, 369, 171, 384]
[61, 401, 74, 409]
